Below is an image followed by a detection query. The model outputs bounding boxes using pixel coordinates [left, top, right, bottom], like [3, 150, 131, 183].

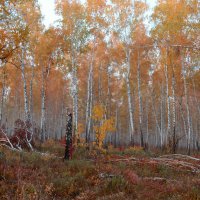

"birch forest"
[0, 0, 200, 199]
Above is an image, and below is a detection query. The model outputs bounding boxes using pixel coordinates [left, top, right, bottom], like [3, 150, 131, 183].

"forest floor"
[0, 140, 200, 200]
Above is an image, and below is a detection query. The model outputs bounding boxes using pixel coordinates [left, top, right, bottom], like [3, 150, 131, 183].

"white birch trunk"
[21, 47, 33, 151]
[40, 66, 46, 142]
[178, 97, 187, 139]
[85, 57, 93, 143]
[115, 104, 119, 147]
[21, 48, 30, 123]
[98, 64, 102, 103]
[106, 66, 112, 119]
[29, 63, 34, 122]
[171, 67, 176, 153]
[160, 82, 164, 147]
[71, 57, 78, 135]
[150, 83, 162, 144]
[40, 62, 50, 142]
[137, 50, 144, 147]
[164, 53, 171, 141]
[125, 49, 134, 144]
[181, 51, 191, 154]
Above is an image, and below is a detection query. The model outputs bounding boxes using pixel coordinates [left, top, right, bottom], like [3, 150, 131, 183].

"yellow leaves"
[100, 118, 115, 134]
[152, 0, 198, 42]
[92, 105, 105, 121]
[92, 104, 115, 148]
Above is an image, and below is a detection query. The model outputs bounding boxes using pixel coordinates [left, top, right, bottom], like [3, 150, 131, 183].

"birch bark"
[85, 56, 94, 143]
[71, 58, 78, 136]
[21, 47, 30, 123]
[125, 49, 134, 145]
[164, 49, 171, 142]
[171, 65, 177, 153]
[137, 50, 144, 147]
[181, 50, 191, 155]
[40, 66, 47, 142]
[40, 62, 50, 142]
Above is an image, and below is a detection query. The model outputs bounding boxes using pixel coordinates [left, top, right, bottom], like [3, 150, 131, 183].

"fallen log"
[159, 154, 200, 162]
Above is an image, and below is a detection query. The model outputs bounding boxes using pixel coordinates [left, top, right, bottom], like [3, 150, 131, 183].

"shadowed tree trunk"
[64, 112, 73, 160]
[171, 64, 177, 153]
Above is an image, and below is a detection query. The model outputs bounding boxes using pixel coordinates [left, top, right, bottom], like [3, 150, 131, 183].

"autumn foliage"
[92, 105, 115, 148]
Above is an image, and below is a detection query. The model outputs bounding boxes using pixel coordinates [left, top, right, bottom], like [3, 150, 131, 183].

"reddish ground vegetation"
[0, 141, 200, 200]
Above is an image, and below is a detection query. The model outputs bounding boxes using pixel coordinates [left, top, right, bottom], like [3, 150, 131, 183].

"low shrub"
[98, 176, 135, 197]
[52, 173, 86, 198]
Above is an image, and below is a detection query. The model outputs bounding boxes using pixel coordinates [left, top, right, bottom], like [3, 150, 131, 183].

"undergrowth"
[0, 140, 199, 200]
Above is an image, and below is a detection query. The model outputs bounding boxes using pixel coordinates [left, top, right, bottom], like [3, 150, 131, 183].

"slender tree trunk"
[178, 97, 187, 140]
[85, 57, 94, 143]
[145, 96, 149, 147]
[160, 82, 164, 148]
[21, 48, 30, 122]
[137, 50, 144, 147]
[171, 65, 177, 153]
[106, 66, 112, 119]
[29, 64, 34, 123]
[71, 56, 78, 136]
[115, 104, 119, 148]
[40, 62, 50, 142]
[21, 47, 33, 151]
[164, 49, 171, 143]
[64, 112, 73, 160]
[40, 66, 47, 142]
[125, 49, 134, 145]
[181, 50, 191, 155]
[150, 86, 161, 144]
[106, 65, 112, 145]
[98, 64, 102, 103]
